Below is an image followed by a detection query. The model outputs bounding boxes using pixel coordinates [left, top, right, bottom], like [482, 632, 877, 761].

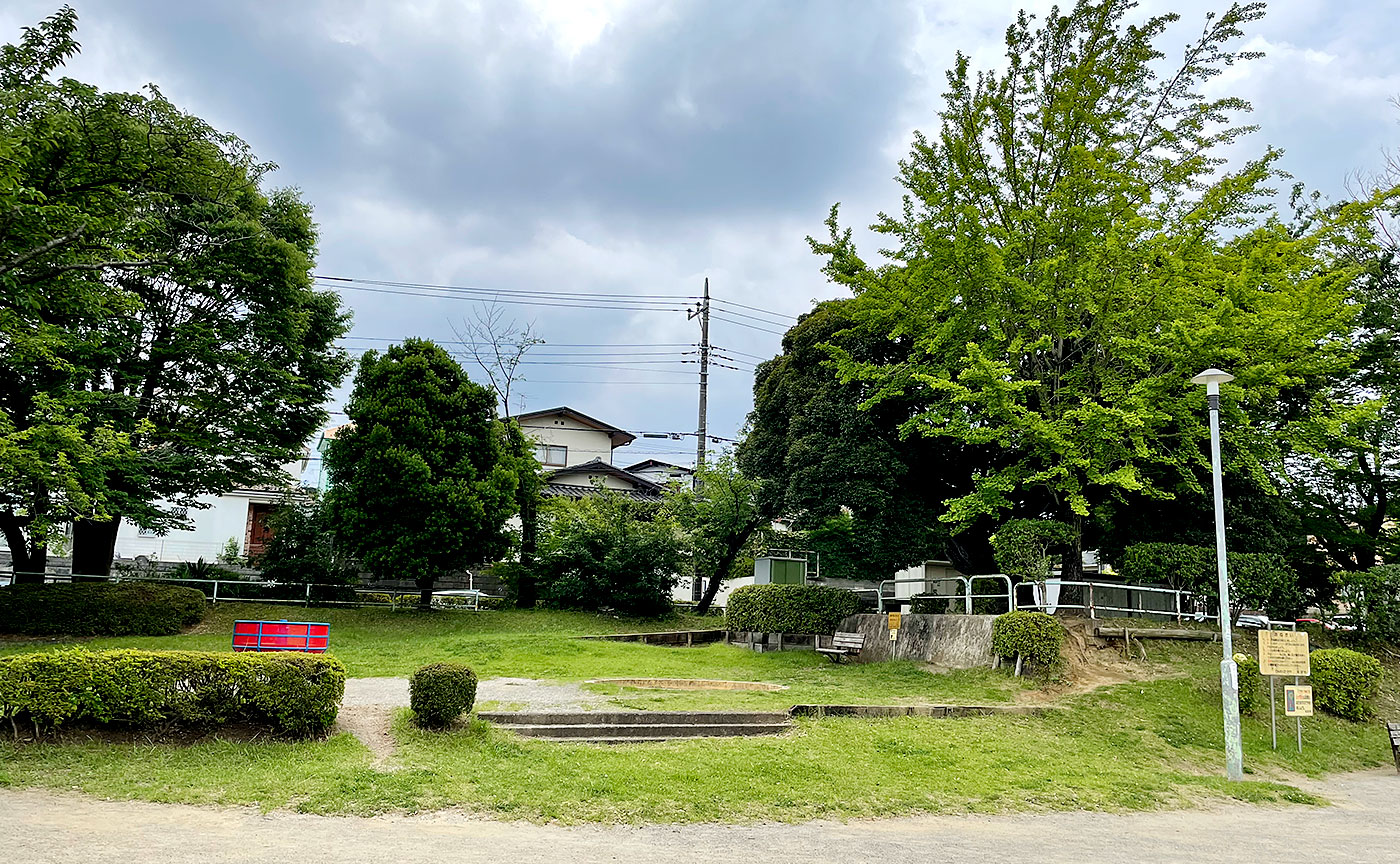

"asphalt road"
[4, 771, 1397, 864]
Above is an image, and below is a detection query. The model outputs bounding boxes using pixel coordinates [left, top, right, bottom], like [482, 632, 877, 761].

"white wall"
[112, 488, 283, 563]
[551, 470, 637, 490]
[521, 414, 619, 466]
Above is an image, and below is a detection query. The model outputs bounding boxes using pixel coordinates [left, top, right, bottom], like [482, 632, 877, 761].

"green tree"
[535, 489, 684, 617]
[813, 1, 1389, 578]
[0, 9, 351, 578]
[257, 493, 355, 595]
[672, 451, 766, 615]
[324, 340, 519, 609]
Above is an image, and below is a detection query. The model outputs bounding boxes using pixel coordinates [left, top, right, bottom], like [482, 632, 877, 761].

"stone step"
[494, 722, 790, 740]
[477, 711, 788, 726]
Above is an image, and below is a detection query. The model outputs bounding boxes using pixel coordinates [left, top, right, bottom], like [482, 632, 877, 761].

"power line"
[709, 312, 786, 335]
[316, 274, 696, 302]
[323, 282, 693, 314]
[706, 302, 795, 327]
[710, 296, 799, 321]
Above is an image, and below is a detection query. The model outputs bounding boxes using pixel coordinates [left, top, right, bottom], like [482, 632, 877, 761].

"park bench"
[232, 619, 330, 653]
[816, 631, 865, 663]
[1388, 722, 1400, 774]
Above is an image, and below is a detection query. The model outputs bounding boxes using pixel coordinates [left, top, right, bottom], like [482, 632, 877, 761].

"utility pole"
[690, 277, 710, 479]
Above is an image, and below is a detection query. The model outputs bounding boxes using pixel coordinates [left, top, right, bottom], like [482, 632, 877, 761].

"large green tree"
[0, 9, 351, 578]
[324, 340, 519, 608]
[812, 0, 1391, 579]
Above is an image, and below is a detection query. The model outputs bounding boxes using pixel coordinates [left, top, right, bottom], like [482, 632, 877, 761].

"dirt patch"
[1012, 618, 1190, 703]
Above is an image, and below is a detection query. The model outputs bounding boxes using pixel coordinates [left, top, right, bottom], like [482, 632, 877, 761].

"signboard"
[1284, 685, 1313, 717]
[888, 612, 901, 642]
[1258, 630, 1310, 677]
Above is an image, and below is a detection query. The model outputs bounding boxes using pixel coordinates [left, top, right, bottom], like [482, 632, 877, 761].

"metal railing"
[1013, 579, 1215, 622]
[0, 571, 491, 610]
[876, 574, 1013, 614]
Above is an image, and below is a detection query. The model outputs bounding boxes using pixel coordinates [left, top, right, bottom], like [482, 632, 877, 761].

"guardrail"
[876, 574, 1013, 614]
[0, 571, 492, 610]
[1013, 579, 1214, 622]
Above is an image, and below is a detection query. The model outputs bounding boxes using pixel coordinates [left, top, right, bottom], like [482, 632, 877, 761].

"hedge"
[1309, 648, 1383, 722]
[1334, 566, 1400, 643]
[990, 611, 1063, 668]
[0, 648, 345, 737]
[0, 583, 206, 636]
[1117, 542, 1304, 619]
[410, 662, 478, 728]
[724, 584, 863, 635]
[1233, 653, 1262, 716]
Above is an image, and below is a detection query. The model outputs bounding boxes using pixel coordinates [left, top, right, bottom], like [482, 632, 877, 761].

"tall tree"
[812, 1, 1388, 578]
[0, 9, 352, 578]
[324, 339, 519, 609]
[673, 451, 766, 615]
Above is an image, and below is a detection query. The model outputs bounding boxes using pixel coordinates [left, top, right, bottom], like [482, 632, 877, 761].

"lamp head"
[1190, 367, 1235, 396]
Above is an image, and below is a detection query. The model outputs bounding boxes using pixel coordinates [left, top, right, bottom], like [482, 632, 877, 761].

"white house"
[624, 459, 694, 487]
[515, 406, 635, 468]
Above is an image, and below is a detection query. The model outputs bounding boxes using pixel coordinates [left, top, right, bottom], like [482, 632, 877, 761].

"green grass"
[1, 607, 1396, 823]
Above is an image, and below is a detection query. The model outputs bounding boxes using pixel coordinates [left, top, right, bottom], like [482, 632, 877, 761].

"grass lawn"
[1, 605, 1397, 822]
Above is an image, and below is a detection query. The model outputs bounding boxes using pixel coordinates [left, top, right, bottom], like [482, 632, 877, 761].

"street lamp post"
[1191, 367, 1244, 781]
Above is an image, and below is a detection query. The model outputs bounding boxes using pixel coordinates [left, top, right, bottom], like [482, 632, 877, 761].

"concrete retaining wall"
[837, 613, 996, 669]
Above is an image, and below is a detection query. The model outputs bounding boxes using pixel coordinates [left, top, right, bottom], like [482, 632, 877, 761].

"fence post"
[964, 578, 973, 615]
[1087, 583, 1095, 619]
[1175, 590, 1182, 625]
[305, 582, 312, 608]
[212, 580, 219, 604]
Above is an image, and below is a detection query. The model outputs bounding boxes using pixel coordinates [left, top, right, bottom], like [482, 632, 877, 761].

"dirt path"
[334, 677, 603, 764]
[3, 771, 1395, 863]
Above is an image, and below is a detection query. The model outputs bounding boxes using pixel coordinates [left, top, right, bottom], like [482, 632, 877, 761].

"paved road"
[4, 771, 1396, 864]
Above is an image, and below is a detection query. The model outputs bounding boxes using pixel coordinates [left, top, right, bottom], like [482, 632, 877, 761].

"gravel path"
[3, 771, 1396, 863]
[334, 677, 603, 764]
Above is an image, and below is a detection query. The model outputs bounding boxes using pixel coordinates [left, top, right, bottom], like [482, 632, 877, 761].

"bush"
[1118, 542, 1304, 619]
[724, 584, 862, 634]
[1309, 648, 1383, 722]
[991, 519, 1072, 584]
[990, 611, 1063, 668]
[1334, 566, 1400, 643]
[1233, 653, 1262, 716]
[535, 491, 685, 617]
[0, 648, 345, 737]
[0, 583, 206, 636]
[409, 662, 478, 728]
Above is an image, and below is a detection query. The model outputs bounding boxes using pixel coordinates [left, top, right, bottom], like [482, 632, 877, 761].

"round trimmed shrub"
[1233, 653, 1262, 716]
[0, 582, 206, 636]
[1309, 648, 1382, 722]
[991, 611, 1063, 668]
[410, 662, 478, 728]
[724, 584, 863, 635]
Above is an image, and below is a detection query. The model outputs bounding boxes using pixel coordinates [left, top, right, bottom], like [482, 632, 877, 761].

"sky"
[5, 0, 1399, 471]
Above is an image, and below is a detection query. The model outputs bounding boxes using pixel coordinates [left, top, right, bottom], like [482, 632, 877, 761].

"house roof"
[541, 458, 665, 502]
[514, 406, 636, 448]
[623, 459, 694, 475]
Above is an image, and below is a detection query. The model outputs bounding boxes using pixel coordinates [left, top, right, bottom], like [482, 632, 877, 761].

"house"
[515, 406, 636, 468]
[623, 459, 694, 486]
[541, 459, 665, 503]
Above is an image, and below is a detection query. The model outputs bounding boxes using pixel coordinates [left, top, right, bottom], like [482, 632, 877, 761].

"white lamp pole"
[1191, 367, 1244, 781]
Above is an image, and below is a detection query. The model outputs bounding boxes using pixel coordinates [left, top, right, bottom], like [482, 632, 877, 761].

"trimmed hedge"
[0, 648, 345, 737]
[1118, 542, 1304, 619]
[724, 584, 863, 635]
[409, 662, 478, 728]
[1233, 653, 1262, 716]
[990, 611, 1063, 668]
[0, 582, 206, 636]
[1309, 648, 1383, 722]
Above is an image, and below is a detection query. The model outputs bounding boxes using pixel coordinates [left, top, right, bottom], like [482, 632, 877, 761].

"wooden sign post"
[1258, 629, 1310, 753]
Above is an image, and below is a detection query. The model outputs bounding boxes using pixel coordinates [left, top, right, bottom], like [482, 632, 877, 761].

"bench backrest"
[1388, 722, 1400, 746]
[832, 631, 865, 650]
[233, 619, 330, 653]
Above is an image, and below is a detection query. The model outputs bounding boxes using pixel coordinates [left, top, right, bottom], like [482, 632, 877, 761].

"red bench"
[232, 619, 330, 653]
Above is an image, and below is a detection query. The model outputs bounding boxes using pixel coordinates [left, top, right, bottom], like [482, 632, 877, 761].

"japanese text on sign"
[1284, 685, 1313, 717]
[1258, 630, 1310, 677]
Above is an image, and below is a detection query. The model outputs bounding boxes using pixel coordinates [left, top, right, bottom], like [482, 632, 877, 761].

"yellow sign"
[1258, 630, 1310, 677]
[888, 612, 902, 631]
[1284, 685, 1313, 717]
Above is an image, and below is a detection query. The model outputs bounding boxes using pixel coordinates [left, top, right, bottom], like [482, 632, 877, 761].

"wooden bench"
[1388, 722, 1400, 774]
[816, 631, 865, 663]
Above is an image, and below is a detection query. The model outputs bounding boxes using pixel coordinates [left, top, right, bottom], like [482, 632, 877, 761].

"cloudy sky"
[5, 0, 1398, 469]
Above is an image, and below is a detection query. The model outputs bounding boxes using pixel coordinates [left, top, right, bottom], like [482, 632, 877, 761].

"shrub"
[1309, 648, 1383, 722]
[991, 519, 1072, 584]
[535, 491, 685, 617]
[410, 662, 478, 728]
[0, 583, 206, 636]
[1118, 542, 1304, 619]
[1334, 566, 1400, 643]
[0, 648, 345, 737]
[990, 611, 1063, 668]
[724, 584, 862, 634]
[1233, 653, 1262, 716]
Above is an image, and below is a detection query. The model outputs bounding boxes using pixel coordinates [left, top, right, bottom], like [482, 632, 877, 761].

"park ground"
[1, 603, 1397, 824]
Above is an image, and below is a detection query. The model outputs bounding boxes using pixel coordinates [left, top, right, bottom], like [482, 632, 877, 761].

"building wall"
[550, 471, 637, 490]
[519, 414, 619, 466]
[112, 491, 268, 563]
[632, 466, 692, 486]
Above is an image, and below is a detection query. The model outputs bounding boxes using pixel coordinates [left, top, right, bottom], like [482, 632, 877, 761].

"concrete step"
[495, 722, 790, 739]
[477, 711, 788, 726]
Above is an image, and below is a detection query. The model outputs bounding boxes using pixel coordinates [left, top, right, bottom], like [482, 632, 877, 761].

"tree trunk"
[417, 578, 435, 611]
[72, 517, 121, 579]
[516, 496, 538, 608]
[0, 513, 46, 583]
[1060, 512, 1084, 587]
[695, 519, 762, 616]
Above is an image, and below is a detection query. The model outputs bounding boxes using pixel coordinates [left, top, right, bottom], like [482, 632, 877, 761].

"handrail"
[1013, 579, 1216, 622]
[875, 574, 1013, 614]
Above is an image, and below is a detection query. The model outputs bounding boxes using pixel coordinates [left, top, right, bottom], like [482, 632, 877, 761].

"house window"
[534, 444, 567, 467]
